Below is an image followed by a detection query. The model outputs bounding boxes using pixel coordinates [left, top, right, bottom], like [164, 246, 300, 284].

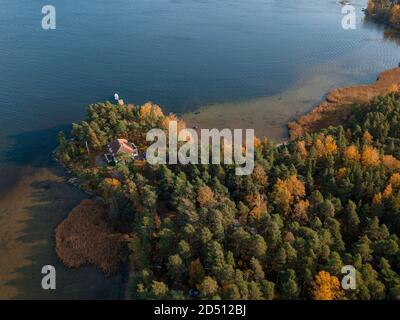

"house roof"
[108, 139, 135, 155]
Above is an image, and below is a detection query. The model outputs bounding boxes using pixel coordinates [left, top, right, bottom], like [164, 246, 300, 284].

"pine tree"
[280, 269, 299, 300]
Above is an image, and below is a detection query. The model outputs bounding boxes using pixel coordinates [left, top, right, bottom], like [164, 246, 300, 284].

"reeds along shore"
[55, 199, 125, 276]
[288, 67, 400, 139]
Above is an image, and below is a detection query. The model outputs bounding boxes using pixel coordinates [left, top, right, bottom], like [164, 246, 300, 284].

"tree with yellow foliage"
[245, 193, 268, 219]
[315, 135, 337, 157]
[361, 146, 381, 166]
[344, 145, 360, 162]
[286, 175, 306, 198]
[272, 178, 293, 215]
[252, 164, 268, 187]
[390, 173, 400, 188]
[363, 131, 373, 144]
[272, 175, 305, 215]
[383, 184, 393, 199]
[373, 192, 383, 205]
[140, 102, 164, 119]
[324, 135, 338, 155]
[103, 178, 121, 190]
[337, 167, 348, 179]
[197, 185, 214, 207]
[254, 136, 262, 149]
[161, 113, 187, 132]
[311, 271, 344, 300]
[390, 4, 400, 25]
[383, 155, 400, 170]
[296, 140, 308, 159]
[293, 199, 310, 221]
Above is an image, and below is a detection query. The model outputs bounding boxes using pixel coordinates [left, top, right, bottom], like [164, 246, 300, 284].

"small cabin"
[104, 138, 139, 164]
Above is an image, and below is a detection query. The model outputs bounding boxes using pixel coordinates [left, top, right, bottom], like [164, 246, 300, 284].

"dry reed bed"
[55, 199, 124, 276]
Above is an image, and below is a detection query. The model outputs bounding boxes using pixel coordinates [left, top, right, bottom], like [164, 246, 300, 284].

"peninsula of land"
[54, 66, 400, 300]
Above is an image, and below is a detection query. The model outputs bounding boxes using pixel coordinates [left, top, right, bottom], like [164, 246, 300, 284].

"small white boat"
[114, 93, 119, 101]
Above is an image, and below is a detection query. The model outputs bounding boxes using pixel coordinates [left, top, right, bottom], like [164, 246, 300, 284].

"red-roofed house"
[104, 138, 138, 164]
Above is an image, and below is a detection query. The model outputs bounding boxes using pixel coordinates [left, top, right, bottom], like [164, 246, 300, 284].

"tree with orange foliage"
[324, 135, 338, 155]
[272, 178, 292, 215]
[315, 135, 337, 157]
[372, 192, 383, 206]
[344, 145, 360, 162]
[363, 131, 373, 144]
[286, 175, 306, 198]
[272, 175, 305, 215]
[296, 140, 308, 159]
[293, 199, 310, 221]
[161, 113, 187, 132]
[337, 167, 348, 179]
[383, 155, 400, 170]
[252, 164, 268, 187]
[390, 4, 400, 25]
[390, 173, 400, 188]
[315, 138, 325, 156]
[140, 102, 164, 119]
[245, 193, 268, 219]
[383, 184, 393, 199]
[103, 178, 121, 190]
[197, 185, 214, 207]
[361, 146, 381, 167]
[311, 271, 344, 300]
[254, 136, 262, 149]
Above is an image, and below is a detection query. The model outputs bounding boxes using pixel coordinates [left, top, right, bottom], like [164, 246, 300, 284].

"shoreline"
[0, 63, 400, 298]
[183, 67, 400, 142]
[0, 161, 126, 299]
[365, 10, 400, 31]
[182, 67, 400, 142]
[2, 65, 399, 299]
[182, 71, 344, 142]
[288, 67, 400, 138]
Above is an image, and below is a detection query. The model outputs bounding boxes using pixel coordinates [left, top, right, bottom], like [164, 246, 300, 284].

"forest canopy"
[57, 93, 400, 300]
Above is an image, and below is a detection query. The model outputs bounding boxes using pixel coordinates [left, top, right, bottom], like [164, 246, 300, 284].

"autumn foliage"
[57, 92, 400, 300]
[311, 271, 344, 300]
[390, 4, 400, 25]
[55, 200, 125, 276]
[273, 175, 305, 215]
[383, 155, 400, 170]
[344, 145, 360, 162]
[361, 146, 381, 167]
[197, 185, 215, 206]
[315, 135, 337, 157]
[390, 173, 400, 188]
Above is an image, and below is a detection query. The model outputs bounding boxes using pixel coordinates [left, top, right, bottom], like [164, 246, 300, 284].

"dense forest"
[57, 93, 400, 300]
[367, 0, 400, 26]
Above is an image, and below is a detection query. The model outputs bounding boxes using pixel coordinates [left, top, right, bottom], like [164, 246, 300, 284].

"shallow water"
[1, 0, 400, 299]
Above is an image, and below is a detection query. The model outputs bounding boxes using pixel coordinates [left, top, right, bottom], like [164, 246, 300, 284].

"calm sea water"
[1, 0, 400, 299]
[1, 0, 400, 141]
